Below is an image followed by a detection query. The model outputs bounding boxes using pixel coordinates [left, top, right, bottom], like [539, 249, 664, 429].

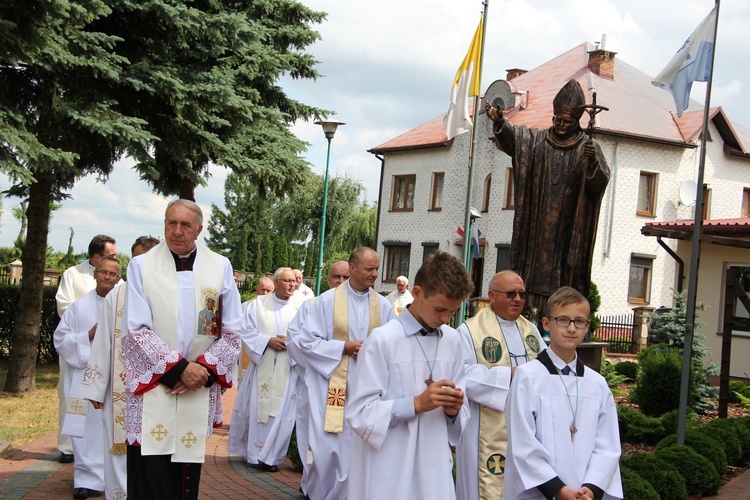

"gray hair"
[165, 199, 203, 226]
[273, 267, 293, 280]
[397, 275, 409, 285]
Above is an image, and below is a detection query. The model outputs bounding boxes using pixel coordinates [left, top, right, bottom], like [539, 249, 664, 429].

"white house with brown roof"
[370, 42, 750, 351]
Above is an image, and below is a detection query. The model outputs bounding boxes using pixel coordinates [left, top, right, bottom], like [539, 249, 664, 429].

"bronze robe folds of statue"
[490, 120, 609, 317]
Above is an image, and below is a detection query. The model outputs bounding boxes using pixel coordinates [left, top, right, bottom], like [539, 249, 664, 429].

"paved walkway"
[3, 385, 750, 498]
[0, 386, 304, 499]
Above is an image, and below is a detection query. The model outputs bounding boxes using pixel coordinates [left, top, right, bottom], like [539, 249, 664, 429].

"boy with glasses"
[505, 286, 622, 500]
[456, 270, 546, 499]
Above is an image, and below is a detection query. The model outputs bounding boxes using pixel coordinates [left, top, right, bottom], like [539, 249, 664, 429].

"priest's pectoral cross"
[570, 422, 578, 441]
[425, 376, 434, 386]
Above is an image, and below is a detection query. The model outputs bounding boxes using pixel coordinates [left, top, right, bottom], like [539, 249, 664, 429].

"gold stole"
[256, 294, 298, 423]
[110, 287, 127, 454]
[464, 307, 540, 499]
[324, 285, 380, 433]
[141, 242, 224, 463]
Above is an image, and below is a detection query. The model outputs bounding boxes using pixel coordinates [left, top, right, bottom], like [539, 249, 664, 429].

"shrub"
[600, 359, 628, 388]
[630, 346, 685, 416]
[729, 380, 750, 404]
[620, 466, 659, 500]
[656, 430, 727, 476]
[618, 406, 667, 445]
[620, 453, 687, 500]
[0, 284, 59, 364]
[660, 409, 682, 436]
[697, 423, 743, 466]
[287, 427, 302, 469]
[701, 418, 750, 463]
[655, 444, 721, 496]
[613, 360, 638, 381]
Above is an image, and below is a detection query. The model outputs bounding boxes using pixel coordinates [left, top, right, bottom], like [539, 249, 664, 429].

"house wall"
[376, 102, 750, 320]
[673, 241, 750, 379]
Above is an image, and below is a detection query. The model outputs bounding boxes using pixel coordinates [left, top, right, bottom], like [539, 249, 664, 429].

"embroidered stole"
[256, 294, 298, 423]
[324, 285, 380, 433]
[109, 287, 127, 454]
[140, 242, 224, 463]
[62, 293, 103, 438]
[464, 307, 540, 499]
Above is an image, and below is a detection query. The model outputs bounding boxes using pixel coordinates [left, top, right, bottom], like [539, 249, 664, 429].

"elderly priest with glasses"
[455, 270, 547, 500]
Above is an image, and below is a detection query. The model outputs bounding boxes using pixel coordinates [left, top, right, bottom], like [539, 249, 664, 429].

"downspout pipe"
[657, 236, 685, 293]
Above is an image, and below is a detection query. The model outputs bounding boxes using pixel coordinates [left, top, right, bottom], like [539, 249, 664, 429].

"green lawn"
[0, 361, 60, 449]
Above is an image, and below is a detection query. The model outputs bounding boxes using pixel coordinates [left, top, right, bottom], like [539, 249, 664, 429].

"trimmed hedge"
[699, 418, 750, 464]
[0, 284, 60, 364]
[620, 453, 687, 500]
[613, 360, 639, 381]
[620, 467, 659, 500]
[656, 430, 727, 476]
[618, 406, 672, 445]
[655, 444, 721, 497]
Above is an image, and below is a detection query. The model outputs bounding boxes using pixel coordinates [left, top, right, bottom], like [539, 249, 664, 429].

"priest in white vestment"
[122, 200, 242, 500]
[286, 260, 349, 496]
[55, 235, 117, 463]
[455, 271, 546, 500]
[78, 236, 159, 500]
[229, 267, 301, 471]
[238, 277, 274, 383]
[385, 275, 413, 315]
[293, 268, 315, 302]
[54, 256, 121, 499]
[286, 247, 394, 500]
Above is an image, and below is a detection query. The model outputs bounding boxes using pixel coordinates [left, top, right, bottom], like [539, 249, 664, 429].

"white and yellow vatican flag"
[443, 15, 483, 140]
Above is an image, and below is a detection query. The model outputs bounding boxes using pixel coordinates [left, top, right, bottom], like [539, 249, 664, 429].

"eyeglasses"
[490, 289, 527, 300]
[548, 316, 590, 329]
[277, 278, 296, 284]
[96, 270, 120, 279]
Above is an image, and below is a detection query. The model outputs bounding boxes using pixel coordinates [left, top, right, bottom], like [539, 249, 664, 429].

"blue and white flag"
[652, 6, 717, 117]
[472, 228, 483, 259]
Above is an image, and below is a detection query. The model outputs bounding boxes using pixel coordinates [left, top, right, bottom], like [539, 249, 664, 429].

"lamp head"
[314, 119, 346, 140]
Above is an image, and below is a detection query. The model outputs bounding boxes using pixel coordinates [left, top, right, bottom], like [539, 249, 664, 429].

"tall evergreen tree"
[1, 0, 151, 392]
[261, 235, 274, 275]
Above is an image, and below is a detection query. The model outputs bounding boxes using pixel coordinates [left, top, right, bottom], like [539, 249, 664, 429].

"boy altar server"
[505, 287, 622, 500]
[346, 251, 474, 499]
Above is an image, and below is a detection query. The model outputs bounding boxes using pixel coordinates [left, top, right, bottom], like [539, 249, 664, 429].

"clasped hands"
[555, 485, 595, 500]
[168, 361, 210, 395]
[414, 379, 464, 418]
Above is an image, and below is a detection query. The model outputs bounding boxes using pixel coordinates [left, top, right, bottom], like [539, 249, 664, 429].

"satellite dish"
[678, 180, 697, 207]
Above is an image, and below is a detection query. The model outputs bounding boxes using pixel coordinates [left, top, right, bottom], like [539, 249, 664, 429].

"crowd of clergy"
[51, 202, 622, 500]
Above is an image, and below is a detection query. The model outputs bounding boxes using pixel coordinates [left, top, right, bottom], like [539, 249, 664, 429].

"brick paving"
[0, 386, 304, 499]
[3, 385, 750, 499]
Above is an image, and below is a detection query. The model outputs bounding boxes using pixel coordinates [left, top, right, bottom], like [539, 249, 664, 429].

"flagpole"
[457, 0, 490, 326]
[677, 0, 720, 446]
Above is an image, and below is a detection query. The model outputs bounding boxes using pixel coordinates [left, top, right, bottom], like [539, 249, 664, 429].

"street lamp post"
[314, 119, 345, 295]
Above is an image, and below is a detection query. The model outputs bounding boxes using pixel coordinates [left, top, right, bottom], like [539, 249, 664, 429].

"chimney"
[505, 68, 527, 81]
[587, 49, 617, 79]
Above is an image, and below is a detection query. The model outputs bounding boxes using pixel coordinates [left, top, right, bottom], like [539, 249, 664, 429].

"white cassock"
[55, 260, 96, 456]
[345, 308, 470, 500]
[286, 281, 395, 500]
[455, 316, 546, 500]
[285, 297, 317, 496]
[229, 293, 300, 465]
[385, 290, 414, 315]
[505, 349, 623, 500]
[53, 289, 106, 491]
[77, 285, 127, 500]
[294, 283, 315, 302]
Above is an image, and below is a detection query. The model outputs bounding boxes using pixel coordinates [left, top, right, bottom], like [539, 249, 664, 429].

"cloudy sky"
[1, 0, 747, 253]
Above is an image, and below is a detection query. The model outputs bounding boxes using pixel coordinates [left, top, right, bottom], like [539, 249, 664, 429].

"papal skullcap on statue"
[553, 79, 586, 120]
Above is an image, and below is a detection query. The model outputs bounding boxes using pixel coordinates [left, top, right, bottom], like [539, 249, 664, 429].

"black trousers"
[127, 445, 202, 499]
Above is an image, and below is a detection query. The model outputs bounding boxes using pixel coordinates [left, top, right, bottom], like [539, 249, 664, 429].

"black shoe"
[258, 461, 279, 472]
[73, 488, 90, 499]
[58, 453, 74, 464]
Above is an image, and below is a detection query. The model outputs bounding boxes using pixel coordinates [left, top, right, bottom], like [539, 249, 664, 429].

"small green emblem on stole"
[487, 453, 505, 475]
[525, 334, 541, 353]
[481, 337, 502, 363]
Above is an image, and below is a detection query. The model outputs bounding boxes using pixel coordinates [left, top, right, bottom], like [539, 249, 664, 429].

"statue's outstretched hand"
[485, 101, 503, 123]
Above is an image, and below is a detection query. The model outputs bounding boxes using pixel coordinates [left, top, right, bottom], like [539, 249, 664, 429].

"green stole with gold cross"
[464, 306, 541, 499]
